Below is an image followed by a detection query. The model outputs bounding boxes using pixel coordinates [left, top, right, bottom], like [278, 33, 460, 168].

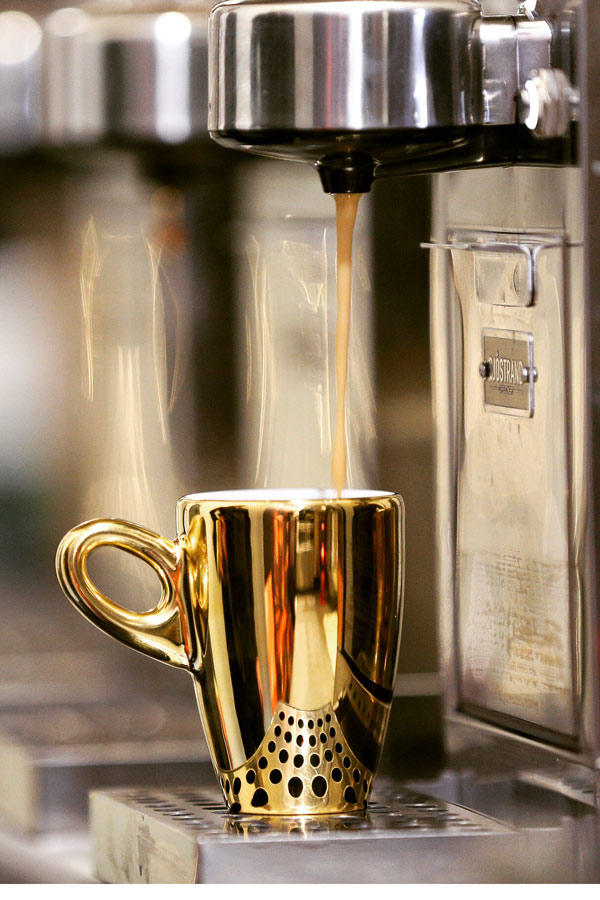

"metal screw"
[479, 362, 490, 379]
[522, 366, 538, 383]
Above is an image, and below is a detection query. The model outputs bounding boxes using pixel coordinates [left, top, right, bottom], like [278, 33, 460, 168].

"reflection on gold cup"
[56, 489, 404, 815]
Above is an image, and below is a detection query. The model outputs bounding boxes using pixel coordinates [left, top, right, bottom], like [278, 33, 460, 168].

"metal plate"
[435, 181, 579, 744]
[482, 329, 535, 416]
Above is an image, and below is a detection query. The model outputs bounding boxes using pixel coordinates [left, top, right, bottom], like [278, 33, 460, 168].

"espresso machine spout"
[208, 0, 576, 192]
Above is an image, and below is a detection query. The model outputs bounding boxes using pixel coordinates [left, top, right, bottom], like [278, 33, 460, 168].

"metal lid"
[209, 0, 482, 136]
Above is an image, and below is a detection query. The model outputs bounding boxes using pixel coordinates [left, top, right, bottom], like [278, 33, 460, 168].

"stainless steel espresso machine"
[4, 0, 600, 884]
[86, 0, 600, 883]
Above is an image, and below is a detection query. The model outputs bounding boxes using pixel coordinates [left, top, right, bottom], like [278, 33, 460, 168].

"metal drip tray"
[89, 781, 588, 883]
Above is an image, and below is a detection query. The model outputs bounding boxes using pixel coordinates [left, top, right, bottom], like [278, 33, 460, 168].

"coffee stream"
[332, 193, 362, 497]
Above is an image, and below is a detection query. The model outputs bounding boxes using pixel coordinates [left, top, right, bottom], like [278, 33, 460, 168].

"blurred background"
[0, 0, 436, 682]
[0, 0, 441, 874]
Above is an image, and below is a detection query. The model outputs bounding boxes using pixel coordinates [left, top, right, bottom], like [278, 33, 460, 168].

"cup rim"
[180, 488, 397, 503]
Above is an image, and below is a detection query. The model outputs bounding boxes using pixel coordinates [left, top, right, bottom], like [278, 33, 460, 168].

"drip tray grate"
[104, 784, 503, 837]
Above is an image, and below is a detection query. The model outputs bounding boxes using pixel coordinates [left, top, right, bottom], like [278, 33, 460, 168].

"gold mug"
[56, 489, 404, 815]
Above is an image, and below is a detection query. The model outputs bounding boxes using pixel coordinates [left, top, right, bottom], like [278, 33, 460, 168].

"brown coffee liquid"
[332, 193, 362, 497]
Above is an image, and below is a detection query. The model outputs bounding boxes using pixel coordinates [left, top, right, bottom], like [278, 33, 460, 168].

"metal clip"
[519, 1, 537, 21]
[422, 234, 563, 307]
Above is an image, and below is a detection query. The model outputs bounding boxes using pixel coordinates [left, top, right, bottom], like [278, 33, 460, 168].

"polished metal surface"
[429, 160, 596, 755]
[209, 0, 481, 134]
[580, 0, 600, 771]
[451, 208, 577, 739]
[43, 3, 210, 145]
[89, 778, 599, 882]
[56, 490, 404, 814]
[209, 0, 485, 186]
[208, 0, 571, 187]
[424, 0, 600, 773]
[477, 15, 552, 126]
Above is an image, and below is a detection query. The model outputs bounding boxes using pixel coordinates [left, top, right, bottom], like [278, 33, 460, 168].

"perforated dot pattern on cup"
[217, 701, 373, 815]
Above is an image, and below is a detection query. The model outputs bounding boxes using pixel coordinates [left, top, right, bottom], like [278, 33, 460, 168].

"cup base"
[217, 701, 373, 815]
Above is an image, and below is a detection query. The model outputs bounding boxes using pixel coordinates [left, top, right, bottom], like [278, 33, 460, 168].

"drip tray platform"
[90, 782, 591, 882]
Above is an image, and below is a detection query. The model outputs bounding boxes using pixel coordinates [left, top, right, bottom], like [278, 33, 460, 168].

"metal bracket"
[422, 233, 564, 306]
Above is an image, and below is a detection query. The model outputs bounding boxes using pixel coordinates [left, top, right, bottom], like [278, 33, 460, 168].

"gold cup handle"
[56, 518, 189, 669]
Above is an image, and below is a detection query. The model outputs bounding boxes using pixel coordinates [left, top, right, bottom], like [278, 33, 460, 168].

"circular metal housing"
[0, 11, 43, 152]
[209, 0, 483, 185]
[43, 2, 211, 146]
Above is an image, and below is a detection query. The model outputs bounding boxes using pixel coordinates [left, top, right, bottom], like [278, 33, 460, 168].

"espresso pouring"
[332, 193, 362, 497]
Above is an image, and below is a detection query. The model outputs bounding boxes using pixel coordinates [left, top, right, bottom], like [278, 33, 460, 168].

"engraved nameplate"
[482, 329, 535, 417]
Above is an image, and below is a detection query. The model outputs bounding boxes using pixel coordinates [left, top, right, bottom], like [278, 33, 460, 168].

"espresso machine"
[2, 0, 600, 884]
[83, 0, 600, 883]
